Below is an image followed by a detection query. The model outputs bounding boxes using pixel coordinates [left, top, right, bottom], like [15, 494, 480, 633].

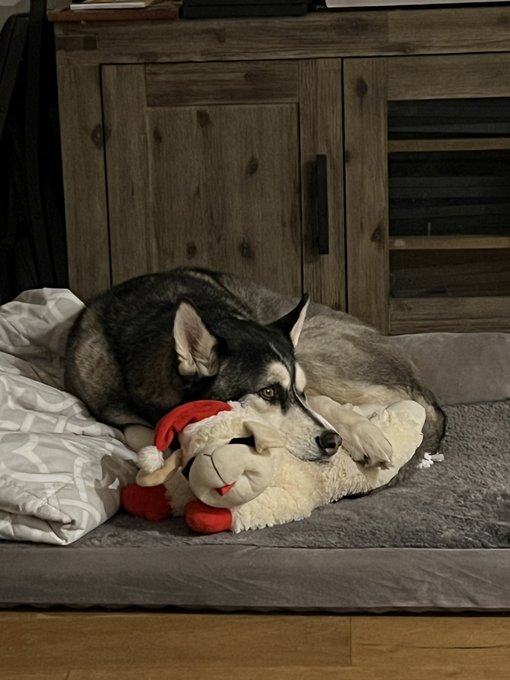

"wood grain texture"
[53, 8, 510, 330]
[62, 666, 510, 680]
[389, 138, 510, 153]
[351, 616, 510, 669]
[344, 58, 390, 332]
[147, 101, 302, 295]
[390, 249, 510, 299]
[345, 52, 510, 332]
[0, 675, 70, 680]
[56, 63, 111, 300]
[386, 53, 510, 100]
[146, 61, 299, 106]
[101, 60, 302, 294]
[388, 6, 510, 56]
[48, 3, 180, 23]
[390, 296, 510, 333]
[3, 667, 509, 680]
[2, 613, 510, 678]
[0, 612, 350, 672]
[389, 235, 510, 251]
[53, 6, 510, 67]
[299, 59, 345, 311]
[102, 65, 157, 284]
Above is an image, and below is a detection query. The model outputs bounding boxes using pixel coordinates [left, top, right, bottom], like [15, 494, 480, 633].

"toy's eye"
[258, 385, 277, 401]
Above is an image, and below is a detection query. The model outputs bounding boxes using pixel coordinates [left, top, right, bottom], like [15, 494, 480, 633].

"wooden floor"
[1, 612, 510, 679]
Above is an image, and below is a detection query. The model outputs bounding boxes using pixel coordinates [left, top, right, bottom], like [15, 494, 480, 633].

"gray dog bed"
[0, 290, 509, 612]
[76, 399, 510, 551]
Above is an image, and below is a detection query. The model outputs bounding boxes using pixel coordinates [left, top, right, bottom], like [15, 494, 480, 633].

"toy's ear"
[173, 302, 219, 377]
[270, 294, 310, 347]
[243, 420, 287, 453]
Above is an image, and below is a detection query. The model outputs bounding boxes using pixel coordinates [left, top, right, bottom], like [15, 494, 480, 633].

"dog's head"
[172, 296, 342, 462]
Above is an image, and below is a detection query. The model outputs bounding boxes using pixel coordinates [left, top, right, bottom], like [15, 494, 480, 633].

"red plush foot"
[121, 483, 172, 521]
[185, 500, 232, 534]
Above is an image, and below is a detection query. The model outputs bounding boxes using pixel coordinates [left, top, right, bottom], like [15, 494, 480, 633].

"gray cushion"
[390, 332, 510, 406]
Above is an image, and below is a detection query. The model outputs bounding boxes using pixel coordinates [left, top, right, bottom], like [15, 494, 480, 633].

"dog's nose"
[316, 430, 342, 457]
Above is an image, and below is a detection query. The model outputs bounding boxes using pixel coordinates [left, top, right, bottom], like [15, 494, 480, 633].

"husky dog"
[65, 267, 444, 467]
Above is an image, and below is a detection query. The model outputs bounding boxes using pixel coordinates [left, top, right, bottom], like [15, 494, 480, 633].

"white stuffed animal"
[122, 396, 425, 533]
[228, 396, 425, 532]
[121, 400, 288, 528]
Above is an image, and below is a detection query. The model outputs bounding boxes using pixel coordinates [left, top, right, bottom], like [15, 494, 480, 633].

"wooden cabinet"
[101, 60, 344, 305]
[51, 5, 510, 332]
[344, 54, 510, 333]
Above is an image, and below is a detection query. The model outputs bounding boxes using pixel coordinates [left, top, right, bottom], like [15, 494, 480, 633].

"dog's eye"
[258, 385, 277, 401]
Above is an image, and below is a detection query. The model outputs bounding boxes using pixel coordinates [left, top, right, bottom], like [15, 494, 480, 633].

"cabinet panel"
[102, 66, 154, 283]
[344, 58, 390, 333]
[145, 62, 298, 106]
[147, 103, 302, 296]
[386, 53, 510, 101]
[57, 64, 111, 301]
[299, 59, 345, 311]
[344, 54, 510, 333]
[102, 63, 302, 296]
[101, 60, 345, 307]
[390, 297, 510, 333]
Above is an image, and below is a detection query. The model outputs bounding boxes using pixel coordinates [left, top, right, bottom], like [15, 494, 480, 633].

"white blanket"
[0, 289, 137, 545]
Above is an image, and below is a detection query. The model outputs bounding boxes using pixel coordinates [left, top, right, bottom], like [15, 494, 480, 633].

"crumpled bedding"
[0, 289, 137, 545]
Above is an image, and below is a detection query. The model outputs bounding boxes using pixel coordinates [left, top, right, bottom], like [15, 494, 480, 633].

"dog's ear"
[173, 302, 219, 377]
[270, 294, 310, 347]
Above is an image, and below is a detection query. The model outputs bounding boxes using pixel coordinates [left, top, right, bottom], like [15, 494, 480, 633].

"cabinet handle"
[315, 154, 329, 255]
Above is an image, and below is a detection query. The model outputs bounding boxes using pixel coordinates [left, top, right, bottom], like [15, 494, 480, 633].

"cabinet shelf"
[389, 235, 510, 251]
[390, 296, 510, 334]
[388, 138, 510, 153]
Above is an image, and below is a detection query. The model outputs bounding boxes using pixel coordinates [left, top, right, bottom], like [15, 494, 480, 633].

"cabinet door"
[344, 54, 510, 333]
[102, 60, 344, 307]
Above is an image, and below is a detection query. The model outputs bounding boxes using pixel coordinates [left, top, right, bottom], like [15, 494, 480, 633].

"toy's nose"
[316, 430, 342, 457]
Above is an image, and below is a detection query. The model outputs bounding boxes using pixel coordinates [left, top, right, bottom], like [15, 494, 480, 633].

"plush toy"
[121, 399, 288, 532]
[121, 395, 426, 534]
[226, 396, 426, 533]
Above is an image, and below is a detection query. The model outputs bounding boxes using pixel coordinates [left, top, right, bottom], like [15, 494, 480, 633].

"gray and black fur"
[65, 267, 444, 464]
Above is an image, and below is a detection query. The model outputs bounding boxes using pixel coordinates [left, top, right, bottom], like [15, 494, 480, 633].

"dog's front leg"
[308, 395, 393, 469]
[123, 424, 155, 452]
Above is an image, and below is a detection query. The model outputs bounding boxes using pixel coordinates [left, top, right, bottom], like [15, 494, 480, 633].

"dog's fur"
[65, 267, 444, 466]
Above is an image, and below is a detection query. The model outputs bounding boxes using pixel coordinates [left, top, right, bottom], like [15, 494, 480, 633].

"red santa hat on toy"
[122, 400, 234, 522]
[137, 399, 233, 473]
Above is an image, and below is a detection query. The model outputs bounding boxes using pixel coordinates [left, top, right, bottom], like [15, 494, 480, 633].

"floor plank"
[351, 616, 510, 670]
[0, 612, 350, 673]
[62, 665, 510, 680]
[0, 675, 70, 680]
[1, 668, 508, 680]
[2, 612, 510, 678]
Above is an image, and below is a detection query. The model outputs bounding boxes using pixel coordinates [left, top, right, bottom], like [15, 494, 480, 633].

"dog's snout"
[316, 429, 342, 457]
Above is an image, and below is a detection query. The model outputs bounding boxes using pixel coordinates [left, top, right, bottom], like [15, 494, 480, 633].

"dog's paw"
[342, 421, 393, 469]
